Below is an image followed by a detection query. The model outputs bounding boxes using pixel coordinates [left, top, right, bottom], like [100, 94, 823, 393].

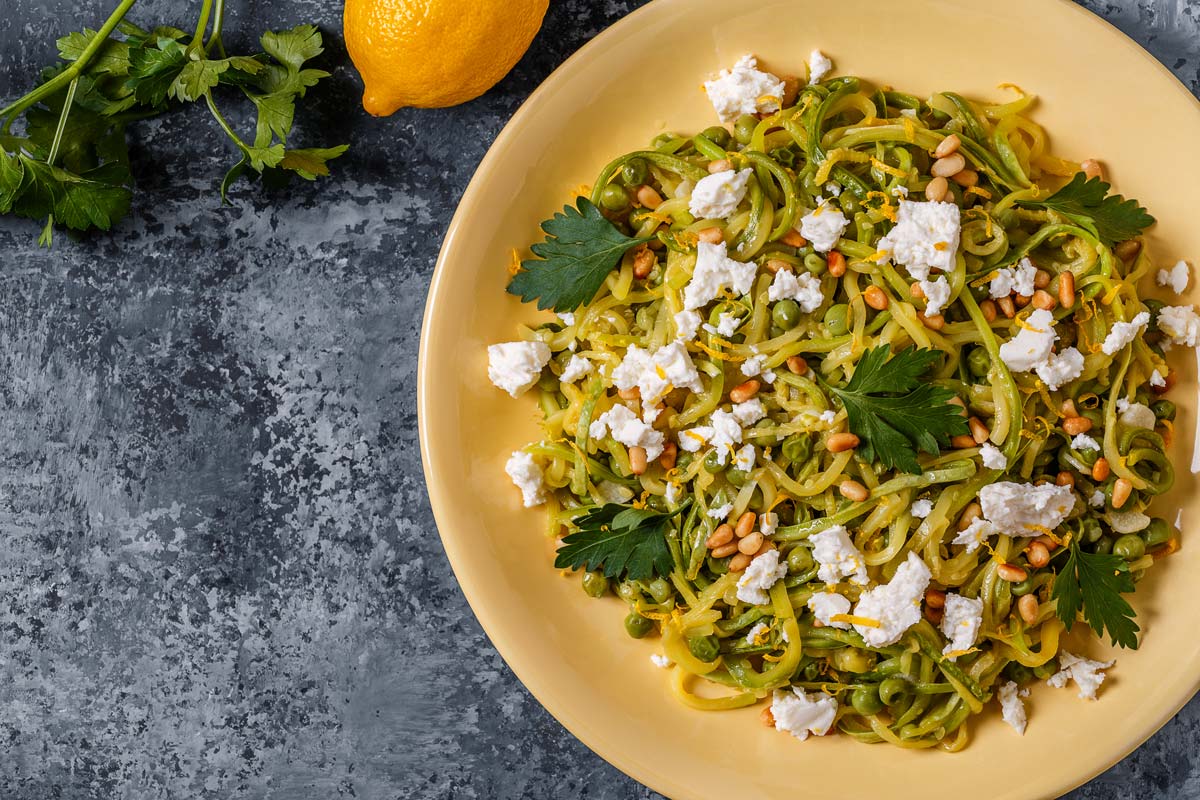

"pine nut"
[761, 706, 775, 726]
[730, 379, 761, 404]
[1026, 541, 1050, 569]
[968, 416, 990, 444]
[931, 153, 966, 178]
[1092, 457, 1110, 482]
[925, 176, 949, 202]
[925, 588, 947, 609]
[910, 282, 926, 299]
[957, 502, 982, 531]
[997, 563, 1028, 582]
[1061, 399, 1078, 418]
[919, 312, 945, 331]
[1033, 269, 1051, 289]
[765, 258, 792, 274]
[948, 396, 968, 416]
[629, 446, 648, 475]
[786, 356, 808, 375]
[711, 542, 739, 558]
[826, 432, 860, 452]
[1080, 159, 1103, 180]
[863, 285, 889, 310]
[826, 251, 847, 277]
[951, 169, 979, 187]
[780, 76, 800, 108]
[997, 296, 1015, 319]
[707, 159, 732, 174]
[1055, 471, 1075, 488]
[738, 532, 765, 555]
[980, 299, 998, 323]
[1036, 535, 1059, 552]
[1112, 478, 1133, 509]
[1017, 594, 1039, 625]
[839, 480, 869, 502]
[754, 540, 775, 556]
[728, 553, 753, 572]
[781, 230, 806, 247]
[735, 511, 757, 539]
[1031, 290, 1057, 311]
[697, 227, 724, 244]
[618, 386, 640, 400]
[637, 185, 663, 209]
[1014, 293, 1032, 308]
[934, 134, 961, 158]
[925, 605, 944, 624]
[659, 442, 677, 470]
[706, 524, 734, 548]
[633, 246, 656, 278]
[1058, 271, 1076, 309]
[1062, 416, 1093, 435]
[1114, 239, 1142, 261]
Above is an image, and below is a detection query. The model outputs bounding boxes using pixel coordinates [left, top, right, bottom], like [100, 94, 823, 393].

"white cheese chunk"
[650, 653, 673, 668]
[1156, 260, 1189, 294]
[807, 49, 833, 85]
[807, 591, 852, 629]
[810, 525, 868, 585]
[760, 511, 778, 536]
[768, 269, 825, 312]
[876, 200, 961, 280]
[707, 503, 734, 521]
[673, 309, 702, 342]
[799, 198, 849, 253]
[683, 241, 758, 310]
[1150, 369, 1166, 388]
[716, 311, 740, 336]
[689, 168, 754, 220]
[1046, 651, 1115, 700]
[504, 451, 546, 507]
[732, 398, 766, 426]
[611, 342, 703, 406]
[589, 404, 665, 460]
[919, 276, 952, 316]
[1034, 346, 1084, 391]
[851, 552, 932, 647]
[998, 309, 1057, 373]
[940, 593, 983, 659]
[989, 258, 1038, 299]
[1100, 311, 1150, 355]
[559, 354, 592, 384]
[733, 443, 756, 472]
[910, 499, 933, 519]
[978, 481, 1075, 536]
[980, 442, 1008, 470]
[744, 622, 770, 645]
[736, 549, 788, 605]
[998, 681, 1030, 735]
[1071, 433, 1101, 451]
[703, 54, 785, 123]
[487, 340, 551, 397]
[771, 687, 837, 741]
[950, 518, 996, 554]
[1157, 305, 1200, 346]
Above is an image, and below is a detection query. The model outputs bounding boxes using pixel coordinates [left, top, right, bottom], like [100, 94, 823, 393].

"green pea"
[1080, 409, 1103, 429]
[675, 451, 694, 472]
[582, 571, 609, 598]
[831, 647, 874, 673]
[782, 433, 812, 463]
[772, 299, 802, 330]
[1151, 400, 1176, 421]
[769, 324, 785, 339]
[624, 612, 654, 639]
[1145, 517, 1172, 548]
[967, 347, 991, 378]
[621, 158, 649, 187]
[599, 183, 630, 211]
[634, 305, 656, 332]
[726, 468, 750, 487]
[647, 577, 673, 604]
[733, 114, 758, 145]
[687, 635, 720, 662]
[1080, 517, 1103, 545]
[879, 677, 910, 707]
[701, 126, 732, 149]
[824, 303, 850, 336]
[802, 662, 821, 681]
[617, 581, 640, 602]
[1010, 577, 1036, 596]
[703, 450, 727, 474]
[1004, 662, 1035, 686]
[786, 547, 813, 574]
[803, 253, 826, 274]
[851, 684, 885, 715]
[1134, 389, 1151, 407]
[839, 195, 860, 215]
[1033, 658, 1059, 680]
[1093, 536, 1114, 555]
[1074, 447, 1099, 468]
[1113, 534, 1146, 561]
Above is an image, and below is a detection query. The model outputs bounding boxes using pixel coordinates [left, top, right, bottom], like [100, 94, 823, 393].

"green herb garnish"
[1053, 536, 1140, 649]
[828, 345, 969, 474]
[1016, 173, 1154, 245]
[507, 197, 653, 312]
[0, 1, 347, 245]
[554, 499, 690, 581]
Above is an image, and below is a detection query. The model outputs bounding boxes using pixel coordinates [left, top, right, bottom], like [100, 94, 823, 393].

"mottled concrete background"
[0, 1, 1196, 798]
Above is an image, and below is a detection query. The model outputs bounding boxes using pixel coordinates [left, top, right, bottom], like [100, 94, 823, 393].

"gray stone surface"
[0, 0, 1196, 797]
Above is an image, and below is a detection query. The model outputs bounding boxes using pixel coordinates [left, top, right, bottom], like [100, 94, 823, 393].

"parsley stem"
[202, 90, 249, 154]
[45, 78, 79, 168]
[206, 0, 228, 57]
[0, 0, 137, 134]
[190, 0, 214, 52]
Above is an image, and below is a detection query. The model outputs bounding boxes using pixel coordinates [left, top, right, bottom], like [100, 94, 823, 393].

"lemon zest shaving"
[831, 614, 881, 628]
[508, 248, 523, 276]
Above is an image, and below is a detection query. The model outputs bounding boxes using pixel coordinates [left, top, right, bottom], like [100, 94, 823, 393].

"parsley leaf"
[1052, 537, 1140, 649]
[125, 37, 188, 106]
[554, 499, 690, 581]
[1017, 173, 1154, 245]
[507, 197, 653, 311]
[828, 346, 969, 474]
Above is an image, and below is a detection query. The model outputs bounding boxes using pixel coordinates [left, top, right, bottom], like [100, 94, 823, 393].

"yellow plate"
[418, 0, 1200, 796]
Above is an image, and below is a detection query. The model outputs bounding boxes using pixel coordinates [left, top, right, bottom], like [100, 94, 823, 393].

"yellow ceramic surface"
[418, 0, 1200, 797]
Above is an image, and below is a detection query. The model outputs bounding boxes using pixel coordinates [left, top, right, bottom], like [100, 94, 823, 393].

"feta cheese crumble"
[673, 309, 702, 341]
[1100, 311, 1150, 355]
[980, 442, 1008, 470]
[1156, 260, 1190, 294]
[689, 168, 754, 220]
[741, 354, 766, 377]
[589, 404, 666, 460]
[707, 502, 734, 520]
[504, 451, 546, 507]
[998, 308, 1057, 373]
[611, 342, 703, 406]
[1157, 304, 1200, 347]
[1046, 651, 1115, 700]
[851, 552, 932, 647]
[978, 481, 1075, 536]
[771, 687, 837, 741]
[998, 681, 1030, 735]
[716, 311, 740, 336]
[799, 198, 849, 253]
[1072, 433, 1101, 451]
[940, 593, 983, 658]
[1119, 402, 1156, 430]
[744, 621, 770, 645]
[876, 200, 961, 280]
[678, 408, 744, 462]
[1150, 369, 1166, 388]
[951, 518, 996, 554]
[650, 654, 673, 668]
[736, 549, 788, 605]
[910, 499, 934, 519]
[759, 511, 778, 536]
[1090, 489, 1106, 508]
[733, 443, 756, 472]
[1034, 346, 1084, 391]
[487, 341, 551, 397]
[807, 591, 851, 629]
[768, 268, 825, 312]
[732, 398, 766, 426]
[703, 55, 785, 123]
[559, 354, 591, 384]
[919, 276, 952, 316]
[989, 258, 1038, 299]
[683, 241, 758, 310]
[807, 49, 833, 85]
[810, 525, 869, 585]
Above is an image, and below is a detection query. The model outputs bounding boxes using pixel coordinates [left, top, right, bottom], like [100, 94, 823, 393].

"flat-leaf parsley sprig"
[554, 499, 691, 581]
[1015, 173, 1154, 246]
[1052, 534, 1140, 649]
[0, 0, 348, 245]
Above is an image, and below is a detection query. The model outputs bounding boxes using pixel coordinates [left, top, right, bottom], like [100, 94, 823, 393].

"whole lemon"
[344, 0, 549, 116]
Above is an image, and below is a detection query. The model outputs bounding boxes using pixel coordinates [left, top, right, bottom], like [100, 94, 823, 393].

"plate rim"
[417, 1, 1200, 797]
